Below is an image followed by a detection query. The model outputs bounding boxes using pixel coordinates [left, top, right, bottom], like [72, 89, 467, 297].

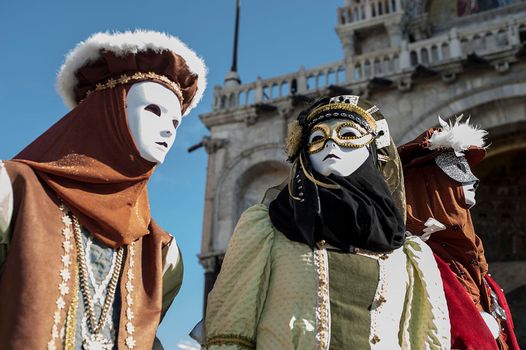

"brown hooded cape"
[0, 85, 173, 349]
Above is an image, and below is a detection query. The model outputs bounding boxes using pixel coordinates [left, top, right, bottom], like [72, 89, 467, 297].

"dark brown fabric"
[403, 163, 489, 310]
[13, 85, 153, 248]
[74, 50, 199, 115]
[0, 161, 171, 349]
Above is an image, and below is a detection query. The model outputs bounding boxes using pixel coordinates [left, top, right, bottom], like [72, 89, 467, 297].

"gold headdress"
[285, 95, 379, 160]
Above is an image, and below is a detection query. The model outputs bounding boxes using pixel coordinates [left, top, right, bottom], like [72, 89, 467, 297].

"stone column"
[365, 0, 372, 19]
[297, 66, 308, 94]
[213, 85, 223, 111]
[200, 255, 223, 315]
[449, 28, 463, 58]
[508, 19, 520, 46]
[400, 40, 411, 70]
[342, 32, 355, 60]
[254, 77, 263, 103]
[386, 21, 403, 48]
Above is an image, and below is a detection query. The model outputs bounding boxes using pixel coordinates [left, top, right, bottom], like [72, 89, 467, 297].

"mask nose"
[325, 139, 337, 149]
[161, 130, 173, 137]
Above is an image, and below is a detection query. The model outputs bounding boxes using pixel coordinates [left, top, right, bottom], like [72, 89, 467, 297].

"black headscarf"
[269, 148, 406, 253]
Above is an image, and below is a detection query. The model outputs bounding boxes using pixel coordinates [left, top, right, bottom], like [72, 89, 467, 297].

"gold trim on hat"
[84, 72, 184, 103]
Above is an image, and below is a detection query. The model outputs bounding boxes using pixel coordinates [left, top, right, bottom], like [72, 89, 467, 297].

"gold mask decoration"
[307, 119, 375, 154]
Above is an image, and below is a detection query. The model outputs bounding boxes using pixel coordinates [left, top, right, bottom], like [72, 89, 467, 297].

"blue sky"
[0, 0, 343, 347]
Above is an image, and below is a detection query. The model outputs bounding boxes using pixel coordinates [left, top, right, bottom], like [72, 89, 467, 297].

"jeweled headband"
[305, 102, 377, 134]
[83, 71, 183, 104]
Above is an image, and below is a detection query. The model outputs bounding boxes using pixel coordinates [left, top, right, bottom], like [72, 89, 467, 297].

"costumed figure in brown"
[399, 116, 520, 350]
[0, 30, 206, 350]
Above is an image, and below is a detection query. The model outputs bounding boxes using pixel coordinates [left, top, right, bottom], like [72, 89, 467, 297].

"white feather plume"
[427, 115, 487, 153]
[56, 29, 207, 116]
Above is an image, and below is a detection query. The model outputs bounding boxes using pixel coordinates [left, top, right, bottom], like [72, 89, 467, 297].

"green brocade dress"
[204, 204, 451, 350]
[328, 251, 379, 350]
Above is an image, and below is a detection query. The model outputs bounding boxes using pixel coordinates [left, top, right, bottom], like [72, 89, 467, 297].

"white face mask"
[126, 82, 182, 164]
[308, 119, 370, 177]
[462, 181, 477, 208]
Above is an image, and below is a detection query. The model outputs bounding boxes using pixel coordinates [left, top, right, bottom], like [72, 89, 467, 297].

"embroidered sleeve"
[204, 204, 274, 350]
[160, 237, 183, 321]
[0, 161, 14, 268]
[401, 236, 451, 349]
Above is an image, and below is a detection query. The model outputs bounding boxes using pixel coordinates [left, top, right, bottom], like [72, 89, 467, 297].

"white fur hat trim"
[428, 115, 487, 153]
[56, 29, 207, 116]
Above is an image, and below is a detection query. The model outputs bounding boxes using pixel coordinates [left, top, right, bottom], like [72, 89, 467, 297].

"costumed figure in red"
[398, 116, 520, 350]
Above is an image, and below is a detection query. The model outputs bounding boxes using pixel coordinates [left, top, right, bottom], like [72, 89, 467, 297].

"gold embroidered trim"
[314, 247, 331, 350]
[124, 242, 137, 349]
[47, 205, 74, 350]
[306, 103, 377, 131]
[64, 264, 79, 350]
[369, 250, 389, 346]
[84, 72, 183, 103]
[205, 334, 256, 349]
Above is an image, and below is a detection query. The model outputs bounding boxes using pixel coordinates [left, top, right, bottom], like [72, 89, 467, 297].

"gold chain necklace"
[71, 214, 124, 350]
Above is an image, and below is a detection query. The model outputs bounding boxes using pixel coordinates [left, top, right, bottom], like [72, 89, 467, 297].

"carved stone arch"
[469, 120, 526, 261]
[235, 160, 289, 221]
[399, 81, 526, 143]
[212, 144, 289, 251]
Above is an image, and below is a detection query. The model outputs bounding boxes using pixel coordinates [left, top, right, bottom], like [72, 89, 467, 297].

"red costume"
[398, 119, 520, 350]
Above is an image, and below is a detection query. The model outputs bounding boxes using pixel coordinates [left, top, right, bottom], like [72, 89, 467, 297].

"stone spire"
[224, 0, 242, 89]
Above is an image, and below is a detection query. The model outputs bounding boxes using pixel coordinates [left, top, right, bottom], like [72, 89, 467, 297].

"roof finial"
[225, 0, 242, 88]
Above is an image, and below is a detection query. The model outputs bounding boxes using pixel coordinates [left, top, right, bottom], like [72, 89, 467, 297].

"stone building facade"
[198, 0, 526, 344]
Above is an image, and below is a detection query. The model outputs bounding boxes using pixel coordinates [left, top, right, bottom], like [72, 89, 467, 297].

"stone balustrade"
[337, 0, 402, 25]
[212, 16, 526, 111]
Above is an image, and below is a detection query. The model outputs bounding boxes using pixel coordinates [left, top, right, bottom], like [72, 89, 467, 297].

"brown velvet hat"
[14, 30, 208, 248]
[56, 30, 207, 116]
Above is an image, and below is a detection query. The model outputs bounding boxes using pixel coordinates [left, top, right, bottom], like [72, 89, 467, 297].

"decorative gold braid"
[64, 263, 79, 350]
[84, 72, 183, 103]
[205, 334, 256, 349]
[72, 214, 124, 335]
[299, 153, 340, 190]
[306, 102, 377, 131]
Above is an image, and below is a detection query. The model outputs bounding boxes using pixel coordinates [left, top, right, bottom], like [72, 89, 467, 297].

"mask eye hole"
[172, 119, 180, 129]
[338, 124, 362, 138]
[309, 129, 325, 144]
[456, 162, 467, 173]
[341, 130, 360, 138]
[145, 104, 161, 116]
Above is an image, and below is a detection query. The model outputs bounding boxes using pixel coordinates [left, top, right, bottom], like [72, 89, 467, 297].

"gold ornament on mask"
[307, 120, 375, 154]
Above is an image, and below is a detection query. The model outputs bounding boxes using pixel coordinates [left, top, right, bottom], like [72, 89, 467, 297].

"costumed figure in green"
[203, 95, 451, 350]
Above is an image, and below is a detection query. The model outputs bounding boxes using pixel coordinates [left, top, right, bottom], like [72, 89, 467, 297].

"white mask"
[308, 119, 370, 177]
[126, 81, 182, 164]
[462, 181, 477, 208]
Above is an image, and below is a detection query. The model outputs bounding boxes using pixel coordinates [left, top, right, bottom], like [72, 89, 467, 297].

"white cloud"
[176, 339, 200, 350]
